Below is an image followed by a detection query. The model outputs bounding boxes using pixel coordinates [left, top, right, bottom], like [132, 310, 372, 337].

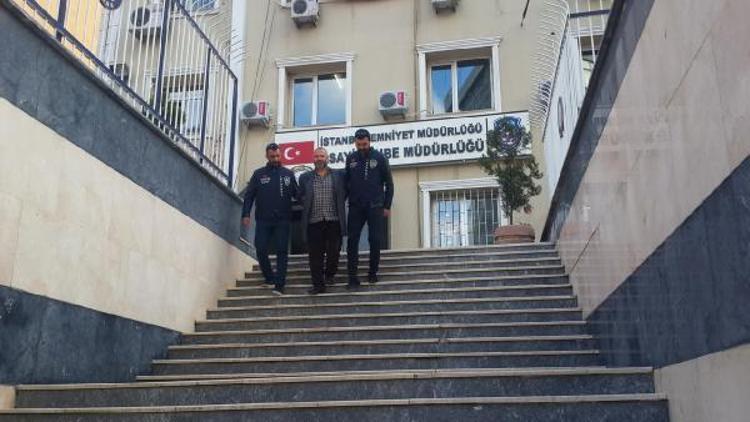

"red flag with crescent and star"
[279, 141, 315, 165]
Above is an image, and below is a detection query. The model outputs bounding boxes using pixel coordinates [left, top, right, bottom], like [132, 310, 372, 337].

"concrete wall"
[555, 0, 748, 316]
[544, 0, 750, 421]
[655, 344, 750, 422]
[0, 98, 251, 333]
[237, 0, 550, 248]
[0, 2, 254, 385]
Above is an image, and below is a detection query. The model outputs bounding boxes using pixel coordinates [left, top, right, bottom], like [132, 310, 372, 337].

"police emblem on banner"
[494, 116, 524, 154]
[369, 159, 378, 168]
[283, 176, 291, 186]
[99, 0, 122, 10]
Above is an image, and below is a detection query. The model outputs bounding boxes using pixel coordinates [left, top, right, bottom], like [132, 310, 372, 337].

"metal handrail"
[6, 0, 238, 187]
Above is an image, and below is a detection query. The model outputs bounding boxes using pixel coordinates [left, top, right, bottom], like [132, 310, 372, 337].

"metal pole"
[227, 77, 238, 188]
[199, 48, 212, 155]
[55, 0, 68, 42]
[154, 0, 173, 113]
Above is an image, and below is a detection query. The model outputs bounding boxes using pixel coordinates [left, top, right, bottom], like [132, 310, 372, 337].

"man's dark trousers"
[254, 221, 291, 289]
[307, 221, 342, 288]
[347, 205, 384, 281]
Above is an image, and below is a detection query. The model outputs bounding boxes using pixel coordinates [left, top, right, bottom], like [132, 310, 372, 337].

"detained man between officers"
[241, 128, 394, 296]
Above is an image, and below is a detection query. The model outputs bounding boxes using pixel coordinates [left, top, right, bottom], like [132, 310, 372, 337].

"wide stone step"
[166, 336, 596, 359]
[258, 249, 561, 272]
[0, 394, 670, 421]
[278, 242, 556, 262]
[150, 350, 602, 375]
[201, 308, 584, 330]
[183, 321, 588, 345]
[211, 296, 579, 319]
[241, 265, 566, 283]
[16, 368, 655, 408]
[220, 285, 574, 306]
[236, 274, 569, 292]
[250, 257, 563, 277]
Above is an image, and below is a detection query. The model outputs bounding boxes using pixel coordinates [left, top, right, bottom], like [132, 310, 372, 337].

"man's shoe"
[325, 276, 336, 286]
[368, 274, 379, 284]
[308, 286, 326, 295]
[272, 287, 285, 296]
[262, 281, 275, 288]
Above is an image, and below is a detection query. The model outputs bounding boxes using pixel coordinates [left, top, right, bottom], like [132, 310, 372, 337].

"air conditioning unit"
[240, 101, 271, 127]
[129, 4, 163, 40]
[432, 0, 459, 13]
[291, 0, 319, 27]
[378, 90, 408, 117]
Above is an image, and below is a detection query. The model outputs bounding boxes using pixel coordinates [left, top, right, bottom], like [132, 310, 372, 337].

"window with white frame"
[430, 187, 501, 247]
[166, 89, 205, 136]
[184, 0, 219, 13]
[569, 0, 612, 85]
[420, 178, 508, 248]
[276, 53, 354, 129]
[430, 58, 492, 114]
[417, 37, 502, 119]
[292, 72, 347, 127]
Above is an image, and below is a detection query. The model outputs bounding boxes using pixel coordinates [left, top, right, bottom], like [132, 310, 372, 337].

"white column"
[491, 44, 502, 112]
[418, 52, 427, 119]
[229, 0, 248, 190]
[421, 188, 431, 248]
[277, 66, 286, 128]
[346, 59, 353, 126]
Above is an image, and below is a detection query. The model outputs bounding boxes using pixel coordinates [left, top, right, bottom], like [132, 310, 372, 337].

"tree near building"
[479, 116, 542, 226]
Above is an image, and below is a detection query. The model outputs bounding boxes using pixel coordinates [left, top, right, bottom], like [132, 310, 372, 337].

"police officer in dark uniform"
[242, 143, 299, 296]
[345, 129, 394, 289]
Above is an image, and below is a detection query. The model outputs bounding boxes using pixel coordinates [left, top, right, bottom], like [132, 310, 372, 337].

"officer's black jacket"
[242, 164, 299, 222]
[344, 148, 394, 209]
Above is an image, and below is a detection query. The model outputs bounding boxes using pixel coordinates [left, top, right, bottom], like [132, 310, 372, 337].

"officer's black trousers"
[255, 221, 291, 288]
[347, 205, 384, 283]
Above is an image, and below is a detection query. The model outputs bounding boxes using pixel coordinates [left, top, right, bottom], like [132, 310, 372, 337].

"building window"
[166, 89, 204, 137]
[185, 0, 218, 13]
[430, 58, 492, 115]
[568, 0, 612, 86]
[417, 37, 502, 118]
[292, 72, 347, 127]
[420, 177, 508, 248]
[430, 65, 453, 114]
[276, 52, 354, 130]
[430, 187, 501, 247]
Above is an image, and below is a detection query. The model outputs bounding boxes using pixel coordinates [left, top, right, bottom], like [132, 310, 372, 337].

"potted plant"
[479, 116, 543, 244]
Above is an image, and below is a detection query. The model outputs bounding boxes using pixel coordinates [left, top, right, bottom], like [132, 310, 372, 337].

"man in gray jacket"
[298, 147, 347, 295]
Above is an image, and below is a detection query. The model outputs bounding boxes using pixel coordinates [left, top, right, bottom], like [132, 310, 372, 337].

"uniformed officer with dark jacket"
[242, 143, 298, 295]
[345, 128, 394, 289]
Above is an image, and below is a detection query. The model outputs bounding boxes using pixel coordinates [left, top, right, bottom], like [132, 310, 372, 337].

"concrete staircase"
[0, 243, 669, 421]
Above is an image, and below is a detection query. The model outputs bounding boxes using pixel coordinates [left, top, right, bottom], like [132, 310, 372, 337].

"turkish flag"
[279, 141, 315, 165]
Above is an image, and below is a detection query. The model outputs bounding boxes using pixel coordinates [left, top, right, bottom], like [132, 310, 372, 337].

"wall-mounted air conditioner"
[378, 90, 408, 118]
[432, 0, 459, 13]
[240, 101, 271, 127]
[291, 0, 319, 27]
[129, 4, 163, 40]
